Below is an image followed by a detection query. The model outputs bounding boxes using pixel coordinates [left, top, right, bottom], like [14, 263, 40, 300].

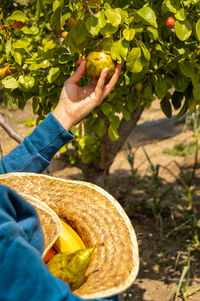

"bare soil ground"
[1, 100, 200, 301]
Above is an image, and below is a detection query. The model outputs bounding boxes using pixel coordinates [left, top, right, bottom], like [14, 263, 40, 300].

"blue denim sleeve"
[0, 112, 74, 174]
[0, 185, 116, 301]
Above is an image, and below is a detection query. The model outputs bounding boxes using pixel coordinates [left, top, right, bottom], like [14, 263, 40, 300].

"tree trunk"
[58, 105, 144, 187]
[99, 106, 144, 171]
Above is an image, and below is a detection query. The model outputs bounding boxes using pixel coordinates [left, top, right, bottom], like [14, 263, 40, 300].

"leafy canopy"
[1, 0, 200, 163]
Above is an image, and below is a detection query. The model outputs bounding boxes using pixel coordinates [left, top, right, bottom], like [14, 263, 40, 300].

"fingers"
[66, 60, 86, 84]
[101, 63, 122, 100]
[94, 68, 109, 101]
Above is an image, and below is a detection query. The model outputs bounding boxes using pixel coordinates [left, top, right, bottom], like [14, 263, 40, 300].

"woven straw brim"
[20, 193, 62, 258]
[0, 172, 139, 299]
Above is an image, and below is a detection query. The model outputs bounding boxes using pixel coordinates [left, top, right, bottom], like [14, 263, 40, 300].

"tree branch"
[99, 106, 144, 169]
[82, 0, 95, 16]
[0, 113, 23, 144]
[112, 106, 144, 154]
[0, 143, 3, 158]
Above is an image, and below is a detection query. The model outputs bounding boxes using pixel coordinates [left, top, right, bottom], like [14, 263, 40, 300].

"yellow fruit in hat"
[47, 248, 95, 291]
[54, 219, 85, 253]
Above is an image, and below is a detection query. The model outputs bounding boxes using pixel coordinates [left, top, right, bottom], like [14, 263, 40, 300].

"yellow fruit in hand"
[47, 248, 95, 291]
[86, 36, 115, 79]
[54, 219, 85, 253]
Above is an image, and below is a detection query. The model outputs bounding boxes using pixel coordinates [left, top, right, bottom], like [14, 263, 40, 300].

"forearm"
[0, 113, 74, 174]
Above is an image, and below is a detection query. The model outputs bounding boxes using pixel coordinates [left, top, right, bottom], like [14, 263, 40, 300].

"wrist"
[52, 106, 74, 132]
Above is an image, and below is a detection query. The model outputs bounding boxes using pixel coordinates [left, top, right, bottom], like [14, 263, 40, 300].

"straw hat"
[0, 172, 139, 299]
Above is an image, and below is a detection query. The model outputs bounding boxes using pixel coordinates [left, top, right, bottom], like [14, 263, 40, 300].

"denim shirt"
[0, 112, 74, 174]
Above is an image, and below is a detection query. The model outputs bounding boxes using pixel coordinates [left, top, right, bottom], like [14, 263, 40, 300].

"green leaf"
[173, 73, 189, 92]
[95, 11, 106, 28]
[2, 77, 18, 89]
[110, 115, 120, 129]
[165, 0, 180, 13]
[36, 0, 43, 20]
[175, 8, 186, 21]
[53, 0, 62, 12]
[101, 102, 112, 115]
[123, 28, 135, 41]
[193, 82, 200, 101]
[120, 39, 129, 59]
[86, 17, 101, 36]
[111, 39, 128, 61]
[11, 89, 26, 109]
[172, 91, 183, 110]
[147, 27, 158, 40]
[175, 100, 188, 119]
[141, 43, 151, 66]
[47, 67, 61, 83]
[7, 10, 26, 22]
[21, 26, 39, 35]
[108, 124, 119, 141]
[136, 7, 157, 28]
[116, 8, 128, 24]
[44, 40, 56, 52]
[5, 39, 12, 55]
[126, 47, 143, 73]
[196, 19, 200, 42]
[143, 84, 154, 102]
[14, 49, 24, 65]
[93, 118, 107, 137]
[70, 20, 88, 44]
[13, 39, 30, 49]
[179, 61, 194, 78]
[105, 7, 121, 27]
[32, 96, 40, 114]
[155, 76, 168, 99]
[175, 20, 192, 41]
[188, 98, 196, 113]
[160, 97, 172, 118]
[29, 60, 50, 71]
[54, 6, 62, 31]
[18, 75, 35, 91]
[100, 23, 118, 35]
[121, 106, 131, 121]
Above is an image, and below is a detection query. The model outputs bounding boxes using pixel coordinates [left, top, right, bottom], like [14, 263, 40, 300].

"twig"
[25, 49, 33, 57]
[0, 143, 3, 158]
[82, 0, 95, 16]
[0, 113, 23, 143]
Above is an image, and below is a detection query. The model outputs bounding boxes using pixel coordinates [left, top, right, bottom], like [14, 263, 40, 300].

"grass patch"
[15, 117, 35, 128]
[163, 142, 197, 157]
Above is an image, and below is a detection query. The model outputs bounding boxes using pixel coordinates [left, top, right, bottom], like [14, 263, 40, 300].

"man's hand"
[52, 61, 122, 131]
